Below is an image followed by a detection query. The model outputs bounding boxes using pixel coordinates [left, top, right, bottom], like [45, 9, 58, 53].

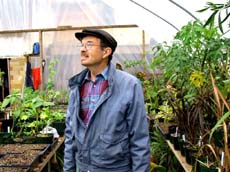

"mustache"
[81, 52, 88, 56]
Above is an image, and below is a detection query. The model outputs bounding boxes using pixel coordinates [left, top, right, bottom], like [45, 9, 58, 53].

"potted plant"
[194, 144, 221, 172]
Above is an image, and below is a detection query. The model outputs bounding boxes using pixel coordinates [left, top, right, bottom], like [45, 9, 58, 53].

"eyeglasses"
[76, 42, 103, 50]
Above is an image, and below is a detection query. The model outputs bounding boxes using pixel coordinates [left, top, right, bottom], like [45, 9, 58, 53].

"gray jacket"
[63, 64, 150, 172]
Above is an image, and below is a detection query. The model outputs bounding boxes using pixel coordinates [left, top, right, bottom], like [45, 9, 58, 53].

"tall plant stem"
[210, 73, 230, 170]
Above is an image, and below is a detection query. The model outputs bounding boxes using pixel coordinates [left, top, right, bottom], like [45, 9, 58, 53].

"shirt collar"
[85, 65, 109, 81]
[100, 66, 109, 80]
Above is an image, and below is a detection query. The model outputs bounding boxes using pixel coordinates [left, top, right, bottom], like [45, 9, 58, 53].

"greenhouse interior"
[0, 0, 230, 172]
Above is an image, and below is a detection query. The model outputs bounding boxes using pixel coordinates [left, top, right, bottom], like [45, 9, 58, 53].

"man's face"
[79, 36, 105, 67]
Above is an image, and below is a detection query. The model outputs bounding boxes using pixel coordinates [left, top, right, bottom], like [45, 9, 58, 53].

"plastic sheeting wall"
[42, 27, 149, 90]
[0, 0, 153, 90]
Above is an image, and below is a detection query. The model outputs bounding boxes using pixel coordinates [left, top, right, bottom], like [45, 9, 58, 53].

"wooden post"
[39, 30, 44, 90]
[142, 30, 147, 72]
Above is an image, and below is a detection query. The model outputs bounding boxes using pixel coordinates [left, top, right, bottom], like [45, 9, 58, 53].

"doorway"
[0, 59, 9, 101]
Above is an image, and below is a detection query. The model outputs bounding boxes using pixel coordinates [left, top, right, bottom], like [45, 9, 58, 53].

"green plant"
[198, 1, 230, 34]
[47, 58, 59, 90]
[196, 2, 230, 170]
[124, 59, 166, 117]
[147, 6, 230, 169]
[1, 87, 54, 137]
[194, 144, 221, 172]
[149, 22, 203, 142]
[1, 90, 22, 130]
[150, 129, 183, 172]
[154, 101, 175, 122]
[124, 59, 146, 69]
[150, 161, 166, 172]
[207, 73, 230, 171]
[42, 58, 69, 105]
[51, 110, 65, 122]
[143, 79, 162, 115]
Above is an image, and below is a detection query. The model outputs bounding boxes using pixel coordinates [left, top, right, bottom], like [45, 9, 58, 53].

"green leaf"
[204, 11, 218, 27]
[218, 12, 224, 33]
[223, 79, 230, 85]
[221, 11, 230, 24]
[209, 111, 230, 142]
[1, 98, 11, 108]
[40, 112, 48, 120]
[197, 7, 210, 13]
[20, 114, 29, 121]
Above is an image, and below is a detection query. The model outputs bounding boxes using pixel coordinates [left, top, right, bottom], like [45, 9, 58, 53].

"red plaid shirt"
[80, 71, 108, 125]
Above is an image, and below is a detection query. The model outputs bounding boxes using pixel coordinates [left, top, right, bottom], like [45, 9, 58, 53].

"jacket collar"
[68, 63, 115, 88]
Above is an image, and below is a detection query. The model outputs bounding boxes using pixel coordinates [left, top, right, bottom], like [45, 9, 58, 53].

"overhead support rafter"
[169, 0, 199, 21]
[130, 0, 179, 31]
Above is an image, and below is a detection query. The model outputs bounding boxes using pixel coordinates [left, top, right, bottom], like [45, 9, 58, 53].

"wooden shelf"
[32, 136, 65, 172]
[166, 140, 192, 172]
[24, 53, 40, 57]
[155, 124, 192, 172]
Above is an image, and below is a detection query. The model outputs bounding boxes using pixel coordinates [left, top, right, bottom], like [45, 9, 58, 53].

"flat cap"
[75, 29, 117, 53]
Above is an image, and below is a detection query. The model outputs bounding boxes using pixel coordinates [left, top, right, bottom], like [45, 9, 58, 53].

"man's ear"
[102, 47, 112, 58]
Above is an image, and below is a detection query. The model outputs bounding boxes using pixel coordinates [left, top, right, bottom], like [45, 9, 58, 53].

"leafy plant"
[154, 101, 175, 122]
[1, 87, 54, 137]
[194, 144, 221, 172]
[124, 59, 146, 68]
[150, 129, 183, 172]
[124, 59, 166, 118]
[42, 58, 69, 105]
[198, 1, 230, 34]
[150, 21, 222, 143]
[207, 73, 230, 171]
[128, 2, 230, 171]
[46, 58, 59, 90]
[143, 78, 163, 116]
[51, 109, 65, 123]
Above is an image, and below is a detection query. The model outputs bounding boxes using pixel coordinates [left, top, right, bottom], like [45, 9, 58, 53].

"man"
[64, 28, 150, 172]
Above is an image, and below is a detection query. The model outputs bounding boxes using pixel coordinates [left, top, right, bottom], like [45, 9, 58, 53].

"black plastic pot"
[198, 165, 219, 172]
[180, 140, 186, 156]
[51, 121, 66, 136]
[0, 118, 13, 132]
[22, 135, 37, 144]
[170, 133, 180, 150]
[35, 133, 53, 144]
[165, 125, 177, 140]
[196, 158, 220, 172]
[183, 142, 198, 165]
[0, 132, 14, 144]
[213, 129, 224, 148]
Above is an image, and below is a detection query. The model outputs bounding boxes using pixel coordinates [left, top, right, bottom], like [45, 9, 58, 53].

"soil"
[0, 167, 28, 172]
[0, 144, 48, 154]
[0, 144, 50, 172]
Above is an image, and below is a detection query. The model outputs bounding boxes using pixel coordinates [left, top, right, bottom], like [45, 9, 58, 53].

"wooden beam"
[0, 24, 138, 34]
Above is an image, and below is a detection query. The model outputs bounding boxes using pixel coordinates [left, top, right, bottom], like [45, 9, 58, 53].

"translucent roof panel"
[102, 0, 227, 42]
[0, 0, 226, 43]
